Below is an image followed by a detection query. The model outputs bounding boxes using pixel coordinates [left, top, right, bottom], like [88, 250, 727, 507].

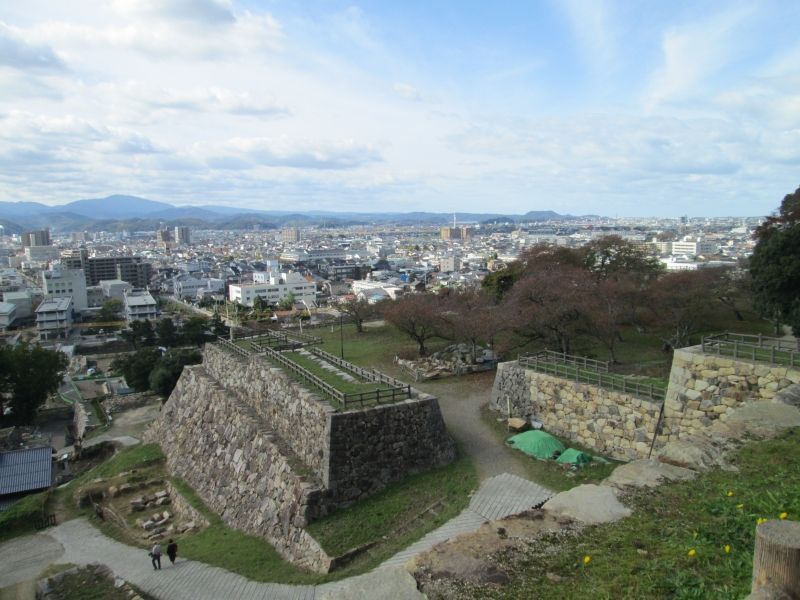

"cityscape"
[1, 2, 800, 600]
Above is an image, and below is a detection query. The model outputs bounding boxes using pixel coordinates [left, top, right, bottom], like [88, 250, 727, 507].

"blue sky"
[0, 1, 799, 217]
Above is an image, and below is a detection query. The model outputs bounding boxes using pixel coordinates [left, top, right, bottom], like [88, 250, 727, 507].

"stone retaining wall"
[145, 365, 332, 572]
[105, 391, 159, 414]
[490, 362, 661, 460]
[202, 344, 332, 480]
[327, 397, 456, 503]
[163, 480, 209, 529]
[662, 347, 800, 441]
[490, 346, 800, 460]
[146, 344, 454, 572]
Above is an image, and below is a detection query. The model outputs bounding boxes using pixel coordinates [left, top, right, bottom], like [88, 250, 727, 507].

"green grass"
[480, 405, 619, 492]
[71, 443, 165, 487]
[278, 350, 392, 396]
[489, 428, 800, 599]
[0, 489, 50, 542]
[307, 450, 477, 558]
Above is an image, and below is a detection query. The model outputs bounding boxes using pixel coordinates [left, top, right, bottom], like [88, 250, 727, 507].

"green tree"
[121, 320, 155, 348]
[0, 344, 68, 426]
[97, 299, 122, 322]
[180, 316, 211, 346]
[751, 187, 800, 334]
[339, 298, 377, 333]
[156, 318, 178, 347]
[252, 295, 269, 311]
[112, 347, 161, 392]
[148, 349, 202, 398]
[277, 292, 295, 311]
[209, 313, 228, 337]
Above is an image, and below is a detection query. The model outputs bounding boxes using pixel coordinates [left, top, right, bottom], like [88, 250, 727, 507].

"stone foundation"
[490, 346, 800, 461]
[146, 343, 454, 572]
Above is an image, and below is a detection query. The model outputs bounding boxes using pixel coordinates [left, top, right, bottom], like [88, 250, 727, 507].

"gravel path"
[416, 372, 532, 481]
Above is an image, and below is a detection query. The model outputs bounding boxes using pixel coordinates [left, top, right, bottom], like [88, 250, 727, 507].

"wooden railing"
[216, 337, 251, 358]
[254, 345, 412, 410]
[310, 347, 410, 389]
[518, 351, 666, 402]
[702, 332, 800, 368]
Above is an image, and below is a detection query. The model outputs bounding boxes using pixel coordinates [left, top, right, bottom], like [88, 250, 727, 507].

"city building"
[62, 250, 153, 288]
[123, 290, 158, 322]
[279, 248, 347, 262]
[174, 226, 191, 246]
[22, 230, 50, 247]
[0, 301, 16, 331]
[100, 279, 133, 303]
[36, 297, 73, 340]
[42, 266, 88, 310]
[671, 237, 718, 257]
[281, 227, 301, 243]
[2, 291, 32, 319]
[228, 271, 317, 307]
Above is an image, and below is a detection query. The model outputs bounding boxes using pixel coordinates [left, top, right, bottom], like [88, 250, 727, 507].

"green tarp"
[507, 430, 565, 460]
[555, 448, 592, 466]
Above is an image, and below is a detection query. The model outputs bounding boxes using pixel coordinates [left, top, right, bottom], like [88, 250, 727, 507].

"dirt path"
[416, 372, 532, 481]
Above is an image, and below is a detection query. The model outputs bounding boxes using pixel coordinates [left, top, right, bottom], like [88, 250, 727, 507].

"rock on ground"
[542, 484, 631, 524]
[603, 459, 696, 489]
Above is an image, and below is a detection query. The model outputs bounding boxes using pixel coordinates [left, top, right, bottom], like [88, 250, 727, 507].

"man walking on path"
[166, 539, 178, 565]
[150, 542, 162, 570]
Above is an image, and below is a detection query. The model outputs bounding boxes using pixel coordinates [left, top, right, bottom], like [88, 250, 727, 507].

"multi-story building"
[36, 297, 73, 340]
[440, 227, 460, 241]
[671, 237, 718, 257]
[100, 279, 133, 303]
[123, 290, 158, 322]
[0, 302, 16, 331]
[22, 230, 50, 247]
[228, 271, 316, 307]
[279, 248, 347, 262]
[281, 228, 301, 243]
[174, 226, 191, 246]
[42, 267, 88, 310]
[62, 250, 153, 288]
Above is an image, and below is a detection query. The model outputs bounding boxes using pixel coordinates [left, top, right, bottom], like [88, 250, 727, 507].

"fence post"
[758, 333, 763, 348]
[734, 340, 739, 359]
[622, 378, 626, 394]
[771, 346, 775, 365]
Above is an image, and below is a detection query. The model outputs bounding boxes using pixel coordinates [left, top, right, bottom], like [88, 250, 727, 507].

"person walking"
[166, 539, 178, 565]
[150, 542, 162, 570]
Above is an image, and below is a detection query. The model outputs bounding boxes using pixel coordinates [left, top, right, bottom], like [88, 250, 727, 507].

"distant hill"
[0, 194, 586, 232]
[62, 195, 174, 219]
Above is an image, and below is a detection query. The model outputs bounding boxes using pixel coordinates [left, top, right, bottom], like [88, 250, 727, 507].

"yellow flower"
[724, 545, 731, 554]
[756, 517, 768, 525]
[583, 555, 591, 565]
[780, 512, 788, 520]
[688, 549, 697, 557]
[727, 490, 734, 497]
[736, 503, 744, 509]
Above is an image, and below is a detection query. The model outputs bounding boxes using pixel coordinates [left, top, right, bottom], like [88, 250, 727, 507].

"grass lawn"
[307, 450, 477, 559]
[480, 405, 619, 493]
[0, 489, 50, 543]
[491, 428, 800, 599]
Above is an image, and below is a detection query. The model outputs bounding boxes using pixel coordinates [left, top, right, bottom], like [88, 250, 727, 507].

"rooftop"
[0, 446, 54, 496]
[36, 297, 72, 312]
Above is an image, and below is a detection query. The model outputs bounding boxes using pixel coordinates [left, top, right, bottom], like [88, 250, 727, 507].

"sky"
[0, 1, 799, 217]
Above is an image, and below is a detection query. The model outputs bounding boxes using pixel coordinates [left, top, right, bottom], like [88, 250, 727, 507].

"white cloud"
[0, 22, 65, 71]
[392, 83, 422, 102]
[644, 5, 754, 112]
[558, 0, 615, 75]
[111, 0, 235, 27]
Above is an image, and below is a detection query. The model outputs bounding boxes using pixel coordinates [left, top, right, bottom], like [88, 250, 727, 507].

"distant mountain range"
[0, 194, 586, 233]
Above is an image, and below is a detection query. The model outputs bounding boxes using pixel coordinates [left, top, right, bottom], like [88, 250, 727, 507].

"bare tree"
[382, 294, 443, 356]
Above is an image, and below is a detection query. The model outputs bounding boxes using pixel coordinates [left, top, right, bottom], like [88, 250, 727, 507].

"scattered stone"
[154, 490, 168, 499]
[506, 418, 528, 433]
[108, 486, 120, 498]
[603, 459, 696, 489]
[118, 483, 134, 495]
[543, 484, 631, 524]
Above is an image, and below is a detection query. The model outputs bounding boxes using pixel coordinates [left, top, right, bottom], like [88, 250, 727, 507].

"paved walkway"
[417, 373, 533, 480]
[2, 474, 552, 599]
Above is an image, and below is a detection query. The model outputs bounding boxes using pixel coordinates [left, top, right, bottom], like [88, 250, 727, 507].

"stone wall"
[163, 480, 209, 529]
[661, 347, 800, 441]
[490, 346, 800, 460]
[145, 365, 332, 572]
[327, 397, 456, 503]
[146, 343, 455, 571]
[490, 362, 661, 460]
[202, 344, 332, 480]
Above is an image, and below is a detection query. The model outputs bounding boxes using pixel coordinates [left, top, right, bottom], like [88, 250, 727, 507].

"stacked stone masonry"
[146, 344, 454, 572]
[490, 345, 800, 461]
[490, 362, 661, 460]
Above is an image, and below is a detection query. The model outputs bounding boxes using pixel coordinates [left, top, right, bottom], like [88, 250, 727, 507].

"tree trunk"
[751, 520, 800, 598]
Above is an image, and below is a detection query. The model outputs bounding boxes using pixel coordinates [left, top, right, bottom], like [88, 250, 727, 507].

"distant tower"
[453, 213, 457, 228]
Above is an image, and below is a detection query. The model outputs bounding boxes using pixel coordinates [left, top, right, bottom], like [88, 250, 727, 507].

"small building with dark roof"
[0, 446, 55, 511]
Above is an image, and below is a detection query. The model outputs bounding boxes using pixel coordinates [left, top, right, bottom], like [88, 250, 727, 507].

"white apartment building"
[36, 297, 73, 340]
[173, 275, 225, 300]
[42, 266, 88, 311]
[100, 279, 132, 303]
[351, 279, 405, 300]
[228, 271, 316, 307]
[2, 291, 32, 319]
[123, 290, 158, 322]
[671, 237, 717, 257]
